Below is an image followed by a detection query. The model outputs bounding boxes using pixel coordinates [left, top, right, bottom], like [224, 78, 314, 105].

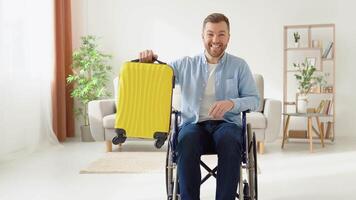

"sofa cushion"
[253, 74, 264, 112]
[246, 112, 266, 129]
[103, 114, 116, 129]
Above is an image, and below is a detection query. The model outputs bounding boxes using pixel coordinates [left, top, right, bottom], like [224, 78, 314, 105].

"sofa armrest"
[88, 99, 116, 141]
[262, 98, 282, 142]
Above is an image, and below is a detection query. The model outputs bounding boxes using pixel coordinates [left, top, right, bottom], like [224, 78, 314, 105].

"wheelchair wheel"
[165, 135, 180, 200]
[247, 124, 258, 200]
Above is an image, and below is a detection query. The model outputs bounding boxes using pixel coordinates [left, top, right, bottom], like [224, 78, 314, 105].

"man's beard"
[205, 43, 226, 58]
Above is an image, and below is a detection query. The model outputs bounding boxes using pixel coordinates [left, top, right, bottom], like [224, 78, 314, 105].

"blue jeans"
[177, 120, 243, 200]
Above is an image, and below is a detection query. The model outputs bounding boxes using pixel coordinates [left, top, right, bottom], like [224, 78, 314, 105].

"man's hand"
[139, 50, 158, 63]
[208, 100, 234, 119]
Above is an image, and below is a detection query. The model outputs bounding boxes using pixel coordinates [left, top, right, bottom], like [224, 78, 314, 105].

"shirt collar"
[201, 51, 228, 65]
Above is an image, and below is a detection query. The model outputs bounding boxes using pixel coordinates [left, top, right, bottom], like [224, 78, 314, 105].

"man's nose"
[212, 35, 219, 43]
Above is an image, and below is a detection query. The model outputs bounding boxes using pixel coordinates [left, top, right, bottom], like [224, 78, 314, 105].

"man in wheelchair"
[140, 13, 259, 200]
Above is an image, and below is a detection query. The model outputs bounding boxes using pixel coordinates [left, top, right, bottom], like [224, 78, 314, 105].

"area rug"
[80, 152, 166, 174]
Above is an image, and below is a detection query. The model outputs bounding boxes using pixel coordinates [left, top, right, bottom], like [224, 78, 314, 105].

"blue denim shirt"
[169, 52, 259, 127]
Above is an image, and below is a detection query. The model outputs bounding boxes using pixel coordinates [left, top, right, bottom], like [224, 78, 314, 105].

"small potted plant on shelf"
[293, 32, 301, 48]
[313, 72, 329, 93]
[67, 35, 112, 141]
[293, 58, 317, 113]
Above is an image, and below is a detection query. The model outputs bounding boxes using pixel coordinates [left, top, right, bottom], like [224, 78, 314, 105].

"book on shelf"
[316, 100, 326, 113]
[322, 41, 333, 58]
[326, 100, 333, 115]
[316, 99, 333, 115]
[322, 100, 330, 114]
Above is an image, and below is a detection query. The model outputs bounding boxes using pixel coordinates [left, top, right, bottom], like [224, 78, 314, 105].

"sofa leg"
[258, 142, 265, 154]
[106, 140, 112, 152]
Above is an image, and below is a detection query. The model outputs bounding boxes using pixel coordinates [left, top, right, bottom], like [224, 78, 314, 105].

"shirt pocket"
[225, 78, 238, 98]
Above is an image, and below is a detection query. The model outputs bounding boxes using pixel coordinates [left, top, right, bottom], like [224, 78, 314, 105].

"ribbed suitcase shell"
[114, 61, 174, 139]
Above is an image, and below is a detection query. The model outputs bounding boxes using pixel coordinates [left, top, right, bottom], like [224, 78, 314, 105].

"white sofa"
[88, 74, 281, 153]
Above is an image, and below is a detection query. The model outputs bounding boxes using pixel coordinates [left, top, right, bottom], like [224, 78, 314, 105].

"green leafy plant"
[293, 58, 317, 95]
[67, 35, 112, 126]
[314, 72, 329, 88]
[293, 32, 300, 43]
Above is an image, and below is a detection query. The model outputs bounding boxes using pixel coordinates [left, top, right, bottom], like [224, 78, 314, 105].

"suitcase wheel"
[112, 132, 126, 145]
[154, 139, 165, 149]
[153, 132, 168, 149]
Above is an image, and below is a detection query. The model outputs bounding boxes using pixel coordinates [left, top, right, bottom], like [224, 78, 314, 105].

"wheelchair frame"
[166, 111, 258, 200]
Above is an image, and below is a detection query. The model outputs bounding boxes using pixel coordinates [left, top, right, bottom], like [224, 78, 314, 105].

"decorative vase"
[81, 125, 95, 142]
[297, 95, 308, 113]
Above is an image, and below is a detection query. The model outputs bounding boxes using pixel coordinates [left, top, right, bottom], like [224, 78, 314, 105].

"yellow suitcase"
[113, 59, 174, 148]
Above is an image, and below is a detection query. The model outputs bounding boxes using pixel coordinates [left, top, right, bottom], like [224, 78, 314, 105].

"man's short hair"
[203, 13, 230, 32]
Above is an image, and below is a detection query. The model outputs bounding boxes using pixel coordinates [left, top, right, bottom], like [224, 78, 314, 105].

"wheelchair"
[166, 111, 258, 200]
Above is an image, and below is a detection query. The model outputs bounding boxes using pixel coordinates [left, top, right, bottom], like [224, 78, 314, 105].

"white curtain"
[0, 0, 59, 162]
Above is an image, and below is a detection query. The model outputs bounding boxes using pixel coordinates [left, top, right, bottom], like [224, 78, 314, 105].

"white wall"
[71, 0, 356, 137]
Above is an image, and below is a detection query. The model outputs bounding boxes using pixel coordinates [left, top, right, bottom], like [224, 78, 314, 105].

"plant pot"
[81, 125, 95, 142]
[294, 42, 300, 48]
[297, 95, 308, 113]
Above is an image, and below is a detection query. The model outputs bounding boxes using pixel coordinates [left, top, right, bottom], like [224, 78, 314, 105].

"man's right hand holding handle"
[139, 50, 158, 63]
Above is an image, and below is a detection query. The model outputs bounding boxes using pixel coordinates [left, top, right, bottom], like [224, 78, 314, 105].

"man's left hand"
[208, 100, 234, 119]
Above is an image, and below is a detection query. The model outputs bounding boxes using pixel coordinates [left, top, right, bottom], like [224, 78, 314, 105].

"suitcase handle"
[131, 58, 166, 64]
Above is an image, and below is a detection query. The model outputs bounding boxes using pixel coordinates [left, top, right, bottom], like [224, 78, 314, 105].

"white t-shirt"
[198, 63, 218, 122]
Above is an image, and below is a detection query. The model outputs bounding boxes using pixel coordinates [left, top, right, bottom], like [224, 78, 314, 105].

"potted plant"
[313, 72, 329, 93]
[293, 58, 317, 113]
[293, 32, 300, 48]
[67, 35, 112, 141]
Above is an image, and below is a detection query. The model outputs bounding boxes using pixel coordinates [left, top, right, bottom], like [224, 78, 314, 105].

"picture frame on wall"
[306, 57, 316, 67]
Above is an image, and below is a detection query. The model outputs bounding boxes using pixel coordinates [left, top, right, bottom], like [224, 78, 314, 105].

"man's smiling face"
[202, 21, 230, 59]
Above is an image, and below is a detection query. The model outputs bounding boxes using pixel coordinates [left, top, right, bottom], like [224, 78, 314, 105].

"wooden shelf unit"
[283, 23, 336, 141]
